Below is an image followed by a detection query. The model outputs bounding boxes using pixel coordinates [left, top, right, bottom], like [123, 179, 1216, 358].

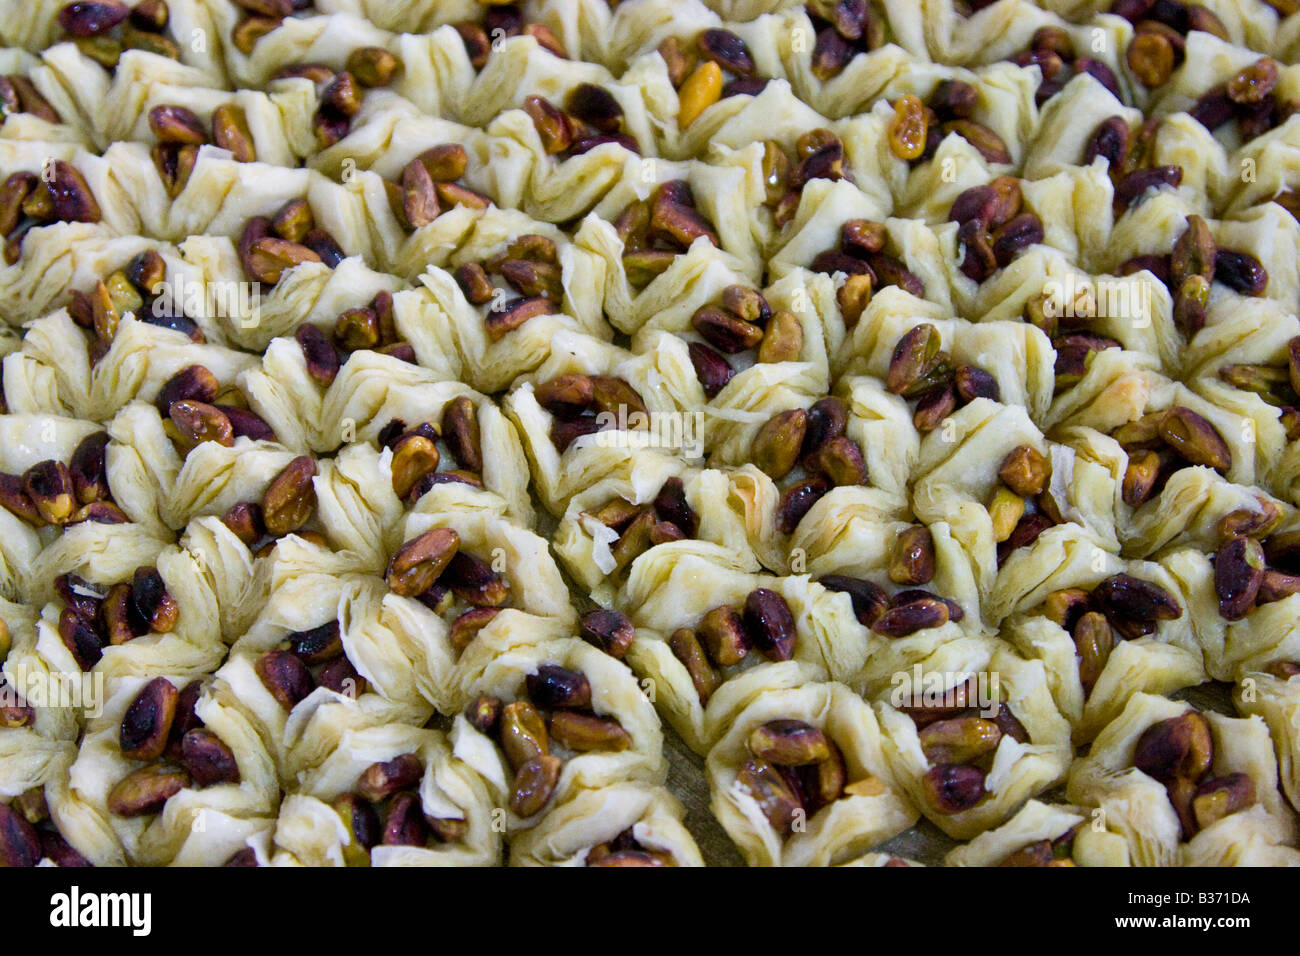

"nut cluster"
[1109, 405, 1233, 507]
[453, 233, 563, 341]
[885, 324, 1001, 434]
[1133, 710, 1257, 838]
[0, 431, 126, 528]
[376, 400, 486, 503]
[53, 566, 179, 671]
[1217, 336, 1300, 440]
[331, 752, 468, 862]
[1007, 25, 1121, 107]
[59, 0, 179, 66]
[689, 284, 804, 379]
[613, 179, 720, 287]
[452, 4, 566, 70]
[219, 454, 323, 556]
[294, 290, 416, 387]
[582, 477, 700, 574]
[737, 718, 885, 835]
[108, 676, 241, 817]
[383, 527, 511, 649]
[239, 201, 344, 284]
[1211, 523, 1300, 621]
[900, 677, 1030, 815]
[0, 162, 101, 264]
[811, 218, 924, 303]
[888, 83, 1010, 166]
[256, 619, 367, 709]
[669, 588, 800, 703]
[1041, 573, 1183, 693]
[465, 663, 632, 817]
[0, 791, 91, 867]
[534, 371, 649, 452]
[389, 143, 494, 232]
[820, 570, 966, 637]
[950, 177, 1043, 283]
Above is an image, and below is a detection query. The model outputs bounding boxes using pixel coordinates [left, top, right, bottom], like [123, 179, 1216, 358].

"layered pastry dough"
[3, 0, 1300, 868]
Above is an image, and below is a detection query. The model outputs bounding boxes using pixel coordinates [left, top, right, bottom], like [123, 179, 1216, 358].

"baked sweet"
[2, 0, 1300, 868]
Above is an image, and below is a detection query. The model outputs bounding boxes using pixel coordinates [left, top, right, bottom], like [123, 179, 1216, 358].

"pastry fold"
[706, 679, 918, 866]
[873, 637, 1072, 839]
[1066, 692, 1298, 866]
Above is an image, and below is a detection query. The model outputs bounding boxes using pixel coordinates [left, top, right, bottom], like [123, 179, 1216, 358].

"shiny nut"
[687, 341, 734, 398]
[357, 753, 424, 802]
[181, 728, 241, 787]
[245, 237, 322, 284]
[998, 444, 1050, 497]
[1191, 773, 1256, 831]
[255, 649, 315, 710]
[131, 565, 177, 633]
[748, 719, 831, 767]
[526, 664, 592, 711]
[485, 296, 553, 341]
[579, 609, 634, 660]
[743, 588, 796, 662]
[69, 431, 110, 504]
[886, 324, 944, 397]
[441, 551, 508, 607]
[500, 700, 550, 771]
[524, 95, 573, 154]
[0, 802, 40, 867]
[698, 605, 750, 668]
[753, 408, 807, 479]
[148, 104, 207, 145]
[261, 455, 317, 536]
[691, 306, 763, 354]
[389, 433, 440, 500]
[1228, 58, 1278, 105]
[347, 46, 400, 88]
[170, 399, 234, 449]
[381, 792, 429, 847]
[464, 693, 502, 736]
[921, 763, 985, 814]
[440, 396, 483, 473]
[509, 754, 562, 817]
[677, 61, 722, 129]
[447, 608, 500, 654]
[736, 758, 801, 835]
[107, 764, 189, 817]
[385, 526, 460, 598]
[918, 717, 1002, 765]
[23, 461, 75, 526]
[889, 525, 935, 586]
[119, 676, 179, 761]
[873, 597, 949, 637]
[1073, 611, 1115, 693]
[758, 309, 804, 363]
[818, 574, 889, 628]
[669, 628, 720, 703]
[888, 94, 928, 161]
[1133, 711, 1213, 785]
[1091, 573, 1182, 639]
[548, 711, 632, 752]
[211, 103, 256, 163]
[1214, 537, 1266, 621]
[776, 477, 830, 535]
[59, 0, 129, 36]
